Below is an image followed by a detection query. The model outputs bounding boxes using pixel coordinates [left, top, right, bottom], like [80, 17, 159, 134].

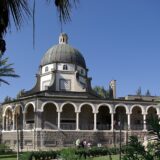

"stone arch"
[60, 103, 76, 130]
[41, 101, 59, 112]
[79, 104, 94, 130]
[130, 104, 145, 114]
[97, 103, 113, 114]
[114, 105, 128, 130]
[146, 106, 158, 130]
[79, 103, 95, 113]
[60, 102, 77, 112]
[13, 104, 23, 113]
[146, 105, 158, 115]
[13, 104, 23, 130]
[97, 105, 111, 130]
[42, 102, 58, 130]
[4, 106, 13, 131]
[131, 105, 143, 130]
[3, 105, 13, 116]
[24, 102, 35, 113]
[114, 104, 129, 114]
[25, 103, 35, 130]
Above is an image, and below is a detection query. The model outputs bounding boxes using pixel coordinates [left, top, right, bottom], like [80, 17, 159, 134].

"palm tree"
[0, 0, 31, 54]
[53, 0, 79, 22]
[0, 0, 78, 54]
[0, 53, 19, 85]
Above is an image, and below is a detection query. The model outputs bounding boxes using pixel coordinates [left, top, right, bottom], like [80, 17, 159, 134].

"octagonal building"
[1, 33, 159, 150]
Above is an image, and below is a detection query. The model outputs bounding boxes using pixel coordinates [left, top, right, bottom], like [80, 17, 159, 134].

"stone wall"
[1, 130, 147, 151]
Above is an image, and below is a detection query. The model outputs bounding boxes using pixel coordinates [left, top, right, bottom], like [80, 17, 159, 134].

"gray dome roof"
[41, 44, 86, 68]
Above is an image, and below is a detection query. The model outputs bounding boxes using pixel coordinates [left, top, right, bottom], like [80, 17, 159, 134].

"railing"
[24, 123, 34, 130]
[79, 124, 94, 130]
[43, 121, 58, 130]
[131, 124, 143, 130]
[6, 125, 12, 131]
[61, 123, 76, 130]
[97, 124, 111, 130]
[3, 123, 148, 131]
[114, 124, 128, 130]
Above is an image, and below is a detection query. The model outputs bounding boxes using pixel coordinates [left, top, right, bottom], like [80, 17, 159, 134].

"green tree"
[16, 89, 25, 99]
[145, 89, 151, 96]
[123, 116, 160, 160]
[136, 87, 142, 96]
[123, 136, 153, 160]
[93, 86, 110, 99]
[3, 96, 12, 102]
[0, 53, 19, 85]
[147, 116, 160, 141]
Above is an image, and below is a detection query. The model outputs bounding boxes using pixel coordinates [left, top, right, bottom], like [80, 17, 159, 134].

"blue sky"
[1, 0, 160, 101]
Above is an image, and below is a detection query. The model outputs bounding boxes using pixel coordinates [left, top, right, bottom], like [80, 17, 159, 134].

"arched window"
[45, 66, 49, 72]
[63, 65, 68, 70]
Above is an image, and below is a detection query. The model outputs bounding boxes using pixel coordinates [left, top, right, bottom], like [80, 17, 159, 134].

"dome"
[40, 33, 86, 68]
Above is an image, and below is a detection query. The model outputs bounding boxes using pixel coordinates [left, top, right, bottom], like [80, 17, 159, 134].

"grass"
[0, 154, 17, 160]
[92, 155, 119, 160]
[0, 153, 119, 160]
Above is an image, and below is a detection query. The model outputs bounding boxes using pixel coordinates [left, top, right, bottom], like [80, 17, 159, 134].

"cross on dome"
[59, 33, 68, 44]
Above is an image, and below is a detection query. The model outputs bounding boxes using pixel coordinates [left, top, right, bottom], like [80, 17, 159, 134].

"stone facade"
[1, 93, 159, 150]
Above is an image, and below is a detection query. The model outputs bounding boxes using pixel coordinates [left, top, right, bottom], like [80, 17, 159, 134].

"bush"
[75, 146, 119, 158]
[19, 152, 33, 160]
[19, 147, 119, 160]
[60, 148, 80, 160]
[19, 151, 58, 160]
[0, 144, 13, 154]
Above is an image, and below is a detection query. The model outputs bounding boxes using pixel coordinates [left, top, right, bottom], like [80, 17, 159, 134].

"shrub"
[0, 144, 12, 154]
[19, 152, 33, 160]
[60, 148, 80, 160]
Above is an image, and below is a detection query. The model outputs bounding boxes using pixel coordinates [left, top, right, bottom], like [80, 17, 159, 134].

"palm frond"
[0, 54, 19, 85]
[0, 78, 9, 85]
[47, 0, 79, 23]
[0, 0, 31, 34]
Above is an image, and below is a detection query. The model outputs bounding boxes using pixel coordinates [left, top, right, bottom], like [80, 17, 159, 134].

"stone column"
[23, 112, 26, 130]
[143, 114, 147, 131]
[58, 112, 61, 129]
[6, 115, 8, 130]
[2, 115, 5, 131]
[36, 111, 43, 130]
[111, 113, 114, 131]
[12, 113, 15, 130]
[127, 114, 131, 130]
[94, 113, 97, 131]
[76, 112, 79, 131]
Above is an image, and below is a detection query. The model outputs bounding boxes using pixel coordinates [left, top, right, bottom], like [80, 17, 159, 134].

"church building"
[1, 33, 160, 150]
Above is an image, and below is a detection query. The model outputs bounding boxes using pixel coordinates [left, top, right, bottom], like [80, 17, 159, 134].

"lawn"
[0, 154, 17, 160]
[93, 155, 119, 160]
[0, 154, 119, 160]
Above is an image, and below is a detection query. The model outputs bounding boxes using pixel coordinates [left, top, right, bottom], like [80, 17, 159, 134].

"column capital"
[36, 109, 43, 112]
[75, 111, 80, 113]
[93, 111, 98, 114]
